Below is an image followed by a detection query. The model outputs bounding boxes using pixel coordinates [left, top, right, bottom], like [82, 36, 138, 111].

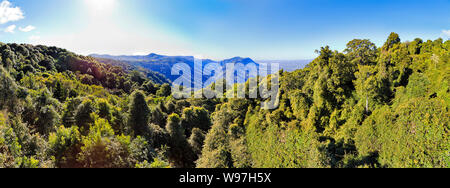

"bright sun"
[84, 0, 117, 12]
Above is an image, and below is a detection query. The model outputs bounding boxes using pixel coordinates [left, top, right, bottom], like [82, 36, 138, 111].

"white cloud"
[19, 25, 35, 32]
[0, 0, 24, 24]
[4, 24, 15, 33]
[442, 30, 450, 38]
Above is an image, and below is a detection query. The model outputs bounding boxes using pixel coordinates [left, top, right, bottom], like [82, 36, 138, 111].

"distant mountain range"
[90, 53, 312, 87]
[255, 59, 312, 72]
[94, 57, 171, 84]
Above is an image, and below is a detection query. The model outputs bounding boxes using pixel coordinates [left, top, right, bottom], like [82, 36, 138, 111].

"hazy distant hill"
[90, 53, 262, 87]
[94, 57, 171, 84]
[90, 53, 312, 86]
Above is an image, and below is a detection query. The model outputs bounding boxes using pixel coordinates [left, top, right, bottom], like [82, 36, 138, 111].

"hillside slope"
[95, 57, 170, 85]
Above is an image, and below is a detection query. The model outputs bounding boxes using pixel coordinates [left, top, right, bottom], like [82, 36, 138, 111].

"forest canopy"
[0, 33, 448, 168]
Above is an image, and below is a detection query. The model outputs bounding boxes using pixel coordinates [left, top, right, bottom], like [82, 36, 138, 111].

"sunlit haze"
[0, 0, 449, 60]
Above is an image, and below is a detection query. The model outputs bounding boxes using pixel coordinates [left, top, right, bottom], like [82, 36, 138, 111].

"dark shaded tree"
[128, 91, 151, 136]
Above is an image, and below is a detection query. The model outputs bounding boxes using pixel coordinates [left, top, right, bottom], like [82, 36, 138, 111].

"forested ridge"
[91, 53, 259, 84]
[0, 33, 448, 168]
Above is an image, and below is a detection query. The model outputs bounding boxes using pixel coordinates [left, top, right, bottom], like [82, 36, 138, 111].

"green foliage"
[97, 98, 112, 121]
[147, 123, 169, 149]
[354, 65, 378, 113]
[136, 158, 171, 168]
[241, 33, 448, 168]
[345, 39, 377, 65]
[128, 91, 151, 136]
[157, 83, 172, 97]
[77, 117, 145, 168]
[0, 66, 18, 111]
[196, 107, 234, 168]
[356, 98, 449, 168]
[181, 106, 212, 135]
[383, 32, 401, 51]
[150, 105, 167, 128]
[75, 99, 96, 131]
[228, 123, 252, 168]
[47, 126, 81, 168]
[189, 128, 205, 158]
[166, 114, 183, 138]
[166, 114, 195, 168]
[289, 90, 311, 121]
[246, 110, 325, 168]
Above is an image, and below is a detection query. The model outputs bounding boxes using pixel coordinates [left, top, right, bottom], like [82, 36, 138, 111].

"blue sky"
[0, 0, 449, 60]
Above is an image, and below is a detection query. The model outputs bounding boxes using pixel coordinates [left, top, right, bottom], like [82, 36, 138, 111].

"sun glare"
[84, 0, 117, 12]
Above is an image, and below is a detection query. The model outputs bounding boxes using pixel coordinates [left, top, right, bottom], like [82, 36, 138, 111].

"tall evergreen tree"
[128, 90, 151, 136]
[166, 114, 194, 168]
[75, 99, 96, 131]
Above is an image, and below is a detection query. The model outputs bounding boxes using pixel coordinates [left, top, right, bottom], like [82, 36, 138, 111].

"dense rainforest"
[0, 33, 448, 168]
